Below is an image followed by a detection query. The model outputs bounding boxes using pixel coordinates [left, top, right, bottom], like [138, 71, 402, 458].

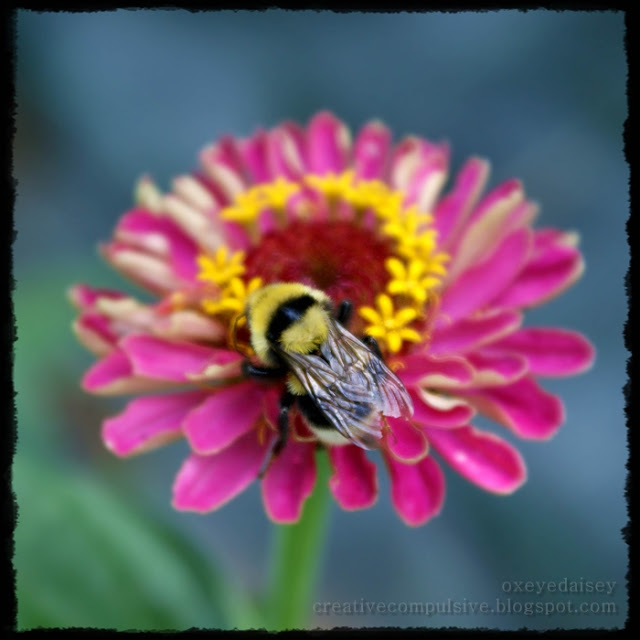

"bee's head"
[278, 303, 330, 355]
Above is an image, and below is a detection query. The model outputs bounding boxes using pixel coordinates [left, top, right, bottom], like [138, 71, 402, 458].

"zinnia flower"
[71, 111, 594, 526]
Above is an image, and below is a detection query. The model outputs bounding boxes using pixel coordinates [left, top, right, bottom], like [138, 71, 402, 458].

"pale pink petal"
[440, 228, 532, 321]
[431, 309, 522, 354]
[399, 354, 473, 389]
[183, 381, 266, 454]
[461, 377, 565, 440]
[102, 390, 208, 456]
[384, 417, 429, 462]
[403, 148, 449, 212]
[262, 440, 317, 523]
[267, 121, 307, 179]
[434, 157, 490, 249]
[151, 309, 227, 343]
[306, 111, 351, 174]
[353, 120, 392, 180]
[172, 430, 270, 512]
[491, 231, 585, 308]
[426, 425, 527, 494]
[328, 445, 378, 510]
[385, 454, 445, 526]
[486, 327, 595, 377]
[411, 389, 476, 429]
[240, 128, 272, 183]
[120, 334, 241, 382]
[115, 208, 199, 282]
[466, 351, 528, 386]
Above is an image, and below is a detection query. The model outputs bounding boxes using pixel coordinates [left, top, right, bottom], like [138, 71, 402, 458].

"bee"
[240, 282, 414, 475]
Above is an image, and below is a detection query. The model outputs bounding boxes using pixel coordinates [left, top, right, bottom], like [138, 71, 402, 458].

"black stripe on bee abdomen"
[266, 294, 317, 344]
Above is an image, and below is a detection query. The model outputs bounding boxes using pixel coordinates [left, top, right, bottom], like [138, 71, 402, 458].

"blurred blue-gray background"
[14, 10, 627, 631]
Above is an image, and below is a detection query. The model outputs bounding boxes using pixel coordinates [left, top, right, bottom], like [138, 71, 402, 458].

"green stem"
[265, 448, 332, 631]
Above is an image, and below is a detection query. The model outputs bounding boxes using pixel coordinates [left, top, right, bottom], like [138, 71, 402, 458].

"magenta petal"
[440, 228, 532, 321]
[466, 351, 528, 386]
[329, 445, 378, 510]
[183, 381, 265, 454]
[68, 283, 126, 310]
[103, 390, 208, 456]
[262, 440, 317, 523]
[306, 111, 351, 174]
[172, 430, 269, 512]
[488, 327, 595, 377]
[431, 309, 522, 354]
[385, 454, 445, 526]
[384, 417, 429, 462]
[491, 231, 585, 308]
[199, 136, 248, 202]
[462, 377, 565, 439]
[434, 157, 490, 249]
[411, 389, 475, 428]
[121, 334, 240, 381]
[74, 313, 119, 354]
[82, 350, 132, 392]
[426, 425, 527, 494]
[353, 121, 392, 179]
[399, 354, 473, 388]
[240, 129, 272, 183]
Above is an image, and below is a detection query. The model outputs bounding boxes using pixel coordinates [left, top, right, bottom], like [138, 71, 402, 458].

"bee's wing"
[323, 321, 414, 421]
[280, 320, 413, 449]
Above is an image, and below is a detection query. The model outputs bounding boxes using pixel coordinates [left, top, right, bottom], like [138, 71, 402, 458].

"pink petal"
[268, 121, 307, 179]
[306, 111, 351, 174]
[431, 308, 522, 354]
[240, 128, 272, 183]
[461, 377, 565, 440]
[411, 389, 476, 429]
[426, 424, 527, 494]
[121, 334, 241, 382]
[68, 283, 125, 311]
[261, 440, 317, 523]
[353, 120, 392, 180]
[115, 208, 199, 282]
[199, 136, 248, 202]
[385, 454, 445, 526]
[399, 354, 474, 388]
[73, 313, 119, 355]
[102, 390, 208, 456]
[491, 230, 585, 308]
[82, 350, 132, 392]
[434, 157, 490, 249]
[446, 179, 526, 281]
[466, 351, 528, 386]
[172, 430, 270, 512]
[183, 381, 266, 454]
[440, 228, 532, 321]
[487, 327, 595, 377]
[328, 445, 378, 510]
[101, 242, 185, 295]
[404, 148, 448, 212]
[384, 417, 429, 462]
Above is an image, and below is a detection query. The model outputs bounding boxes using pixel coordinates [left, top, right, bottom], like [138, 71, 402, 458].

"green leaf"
[14, 455, 251, 630]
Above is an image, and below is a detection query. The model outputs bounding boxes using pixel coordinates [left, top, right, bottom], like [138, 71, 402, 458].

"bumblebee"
[241, 282, 414, 474]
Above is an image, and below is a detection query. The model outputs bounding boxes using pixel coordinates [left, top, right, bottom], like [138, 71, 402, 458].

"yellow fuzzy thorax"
[246, 282, 331, 365]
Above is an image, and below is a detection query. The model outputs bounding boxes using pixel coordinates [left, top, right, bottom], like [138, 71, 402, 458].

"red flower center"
[244, 220, 393, 312]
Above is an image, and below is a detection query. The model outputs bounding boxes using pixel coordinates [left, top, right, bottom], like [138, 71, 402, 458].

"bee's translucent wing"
[280, 319, 413, 449]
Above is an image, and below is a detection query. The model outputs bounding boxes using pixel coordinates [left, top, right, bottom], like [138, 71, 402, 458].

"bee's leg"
[361, 335, 384, 359]
[258, 390, 295, 479]
[242, 361, 287, 379]
[336, 299, 353, 326]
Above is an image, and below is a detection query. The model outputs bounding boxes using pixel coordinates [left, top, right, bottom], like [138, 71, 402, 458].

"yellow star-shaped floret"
[197, 247, 246, 287]
[359, 293, 422, 354]
[385, 257, 443, 305]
